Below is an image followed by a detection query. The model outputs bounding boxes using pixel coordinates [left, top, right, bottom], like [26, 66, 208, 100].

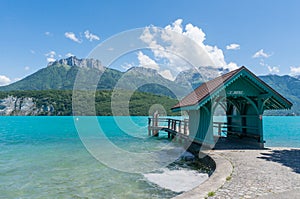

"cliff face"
[48, 56, 104, 71]
[0, 96, 54, 116]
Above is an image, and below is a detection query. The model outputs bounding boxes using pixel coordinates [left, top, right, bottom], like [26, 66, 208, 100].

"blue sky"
[1, 0, 300, 85]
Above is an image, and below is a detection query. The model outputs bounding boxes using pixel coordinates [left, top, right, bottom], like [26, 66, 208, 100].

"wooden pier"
[148, 117, 229, 146]
[148, 117, 189, 137]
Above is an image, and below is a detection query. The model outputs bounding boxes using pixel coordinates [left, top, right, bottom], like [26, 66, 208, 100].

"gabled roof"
[172, 66, 292, 111]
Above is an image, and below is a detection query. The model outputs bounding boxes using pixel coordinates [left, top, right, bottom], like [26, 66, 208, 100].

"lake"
[0, 116, 299, 198]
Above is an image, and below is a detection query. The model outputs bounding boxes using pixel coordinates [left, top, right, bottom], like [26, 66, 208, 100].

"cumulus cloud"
[267, 65, 279, 73]
[0, 75, 11, 86]
[226, 62, 239, 71]
[65, 52, 74, 57]
[290, 66, 300, 75]
[253, 49, 271, 58]
[84, 30, 100, 41]
[45, 50, 56, 63]
[226, 43, 240, 50]
[137, 51, 160, 70]
[65, 32, 81, 43]
[139, 19, 239, 81]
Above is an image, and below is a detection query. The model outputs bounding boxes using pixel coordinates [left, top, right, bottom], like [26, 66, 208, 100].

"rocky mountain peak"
[126, 67, 160, 76]
[47, 56, 104, 71]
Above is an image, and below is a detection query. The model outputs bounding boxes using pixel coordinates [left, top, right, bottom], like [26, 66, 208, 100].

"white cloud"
[45, 51, 56, 56]
[0, 75, 11, 86]
[165, 19, 184, 34]
[45, 31, 53, 36]
[84, 30, 100, 41]
[137, 51, 159, 70]
[13, 77, 22, 82]
[139, 19, 239, 81]
[47, 57, 56, 62]
[45, 50, 56, 63]
[65, 32, 81, 43]
[30, 49, 36, 54]
[267, 65, 280, 73]
[290, 66, 300, 75]
[226, 43, 240, 50]
[121, 62, 135, 70]
[259, 60, 279, 74]
[226, 62, 239, 71]
[253, 49, 271, 58]
[65, 52, 74, 57]
[183, 23, 206, 44]
[24, 66, 30, 71]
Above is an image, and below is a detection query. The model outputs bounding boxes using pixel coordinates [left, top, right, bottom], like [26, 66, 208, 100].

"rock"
[47, 56, 104, 71]
[0, 96, 53, 116]
[180, 151, 195, 161]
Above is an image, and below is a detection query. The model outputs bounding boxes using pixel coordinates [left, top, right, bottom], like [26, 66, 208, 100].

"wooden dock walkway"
[148, 117, 190, 138]
[148, 117, 228, 145]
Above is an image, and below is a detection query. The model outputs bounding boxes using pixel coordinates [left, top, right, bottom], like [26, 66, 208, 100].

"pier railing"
[148, 117, 229, 137]
[148, 118, 189, 136]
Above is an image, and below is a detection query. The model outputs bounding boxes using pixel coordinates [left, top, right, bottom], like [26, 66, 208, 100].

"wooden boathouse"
[148, 66, 292, 148]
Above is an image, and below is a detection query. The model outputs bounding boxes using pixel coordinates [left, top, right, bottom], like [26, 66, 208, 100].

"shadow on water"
[258, 149, 300, 174]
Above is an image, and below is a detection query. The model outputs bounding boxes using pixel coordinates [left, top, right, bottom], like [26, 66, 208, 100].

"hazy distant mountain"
[175, 66, 229, 89]
[259, 75, 300, 115]
[119, 67, 191, 98]
[293, 75, 300, 80]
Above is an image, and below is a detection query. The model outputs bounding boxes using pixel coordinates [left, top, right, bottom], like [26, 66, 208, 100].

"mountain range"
[1, 56, 299, 115]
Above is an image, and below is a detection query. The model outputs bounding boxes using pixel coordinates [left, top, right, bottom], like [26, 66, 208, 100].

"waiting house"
[171, 66, 292, 148]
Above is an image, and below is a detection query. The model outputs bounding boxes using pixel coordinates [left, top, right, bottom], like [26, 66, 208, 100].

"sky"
[1, 0, 300, 85]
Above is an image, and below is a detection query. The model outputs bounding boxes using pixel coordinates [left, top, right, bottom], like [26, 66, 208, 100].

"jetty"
[148, 66, 292, 148]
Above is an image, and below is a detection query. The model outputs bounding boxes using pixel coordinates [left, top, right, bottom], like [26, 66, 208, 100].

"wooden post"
[184, 120, 187, 135]
[148, 118, 151, 136]
[178, 121, 182, 133]
[218, 122, 222, 136]
[173, 120, 175, 131]
[153, 111, 159, 136]
[167, 119, 170, 129]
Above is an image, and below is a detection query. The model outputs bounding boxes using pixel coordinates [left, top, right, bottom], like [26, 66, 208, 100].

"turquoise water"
[0, 116, 299, 198]
[212, 116, 300, 148]
[0, 116, 181, 199]
[263, 116, 300, 147]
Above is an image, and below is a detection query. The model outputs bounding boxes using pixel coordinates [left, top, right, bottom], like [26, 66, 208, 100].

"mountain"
[0, 56, 123, 91]
[119, 67, 191, 98]
[259, 75, 300, 115]
[293, 75, 300, 80]
[1, 57, 299, 115]
[0, 57, 190, 98]
[175, 66, 229, 89]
